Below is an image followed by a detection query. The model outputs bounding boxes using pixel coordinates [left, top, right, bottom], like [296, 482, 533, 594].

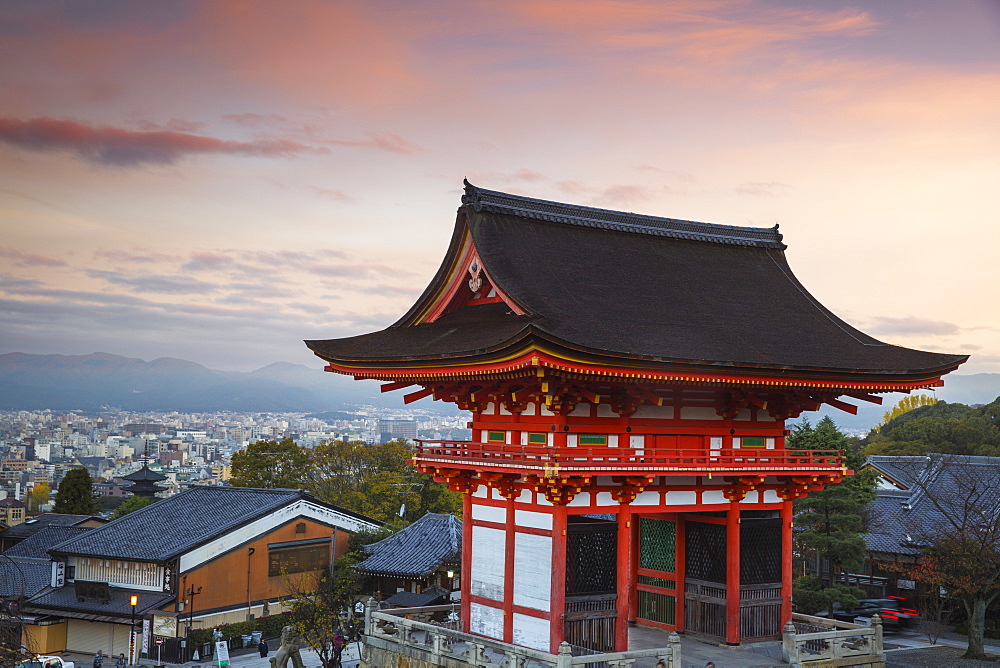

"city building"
[377, 418, 418, 443]
[305, 181, 965, 652]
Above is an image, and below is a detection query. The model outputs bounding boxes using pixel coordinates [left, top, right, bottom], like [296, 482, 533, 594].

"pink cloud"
[0, 247, 66, 267]
[321, 131, 419, 155]
[0, 117, 324, 166]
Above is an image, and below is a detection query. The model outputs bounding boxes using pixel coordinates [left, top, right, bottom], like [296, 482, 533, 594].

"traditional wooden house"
[354, 512, 461, 602]
[305, 181, 966, 652]
[22, 486, 380, 661]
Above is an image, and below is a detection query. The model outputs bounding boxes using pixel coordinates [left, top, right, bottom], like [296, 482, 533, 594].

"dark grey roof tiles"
[0, 513, 99, 540]
[355, 512, 461, 578]
[49, 486, 377, 562]
[0, 557, 52, 598]
[27, 585, 173, 618]
[5, 526, 94, 559]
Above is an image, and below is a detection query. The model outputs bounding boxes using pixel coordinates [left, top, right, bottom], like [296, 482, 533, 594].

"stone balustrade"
[782, 613, 885, 667]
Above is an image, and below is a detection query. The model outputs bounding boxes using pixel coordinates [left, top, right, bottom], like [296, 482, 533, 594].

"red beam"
[726, 503, 741, 644]
[380, 381, 416, 393]
[403, 387, 435, 404]
[848, 393, 883, 405]
[824, 397, 859, 415]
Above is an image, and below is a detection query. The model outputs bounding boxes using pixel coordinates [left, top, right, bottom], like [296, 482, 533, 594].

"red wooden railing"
[413, 440, 843, 473]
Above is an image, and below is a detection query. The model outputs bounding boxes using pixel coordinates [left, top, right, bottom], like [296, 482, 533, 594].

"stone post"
[667, 630, 681, 668]
[364, 598, 376, 637]
[873, 614, 884, 663]
[781, 620, 799, 665]
[555, 641, 573, 668]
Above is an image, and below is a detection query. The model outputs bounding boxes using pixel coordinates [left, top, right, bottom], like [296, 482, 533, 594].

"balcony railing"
[413, 440, 844, 475]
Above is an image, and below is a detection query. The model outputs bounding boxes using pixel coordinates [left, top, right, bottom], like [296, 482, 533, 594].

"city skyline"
[2, 1, 998, 376]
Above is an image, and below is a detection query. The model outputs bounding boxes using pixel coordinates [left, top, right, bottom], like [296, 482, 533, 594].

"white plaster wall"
[763, 489, 781, 503]
[596, 404, 617, 418]
[594, 492, 615, 507]
[539, 405, 555, 417]
[470, 603, 503, 641]
[515, 510, 552, 530]
[633, 405, 674, 419]
[632, 490, 660, 505]
[472, 504, 506, 524]
[516, 489, 533, 503]
[567, 492, 591, 507]
[733, 409, 753, 421]
[513, 614, 550, 651]
[607, 434, 618, 447]
[630, 434, 645, 449]
[567, 434, 578, 447]
[742, 491, 759, 503]
[701, 490, 727, 504]
[681, 407, 721, 420]
[665, 490, 697, 505]
[535, 493, 553, 506]
[513, 533, 551, 612]
[471, 526, 505, 601]
[568, 404, 590, 418]
[473, 487, 489, 498]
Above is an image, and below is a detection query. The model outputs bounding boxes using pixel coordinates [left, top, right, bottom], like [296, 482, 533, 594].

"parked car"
[817, 597, 919, 629]
[17, 656, 75, 668]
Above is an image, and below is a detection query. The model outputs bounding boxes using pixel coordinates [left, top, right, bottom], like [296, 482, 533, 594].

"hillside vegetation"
[862, 396, 1000, 457]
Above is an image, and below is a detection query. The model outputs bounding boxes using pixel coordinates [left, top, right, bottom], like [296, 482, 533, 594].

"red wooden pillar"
[615, 503, 633, 651]
[550, 504, 568, 653]
[725, 502, 741, 644]
[461, 491, 473, 633]
[503, 493, 516, 642]
[675, 517, 686, 631]
[781, 499, 794, 625]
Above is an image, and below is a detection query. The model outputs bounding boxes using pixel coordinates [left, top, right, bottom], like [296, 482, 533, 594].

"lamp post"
[129, 595, 138, 665]
[186, 586, 202, 662]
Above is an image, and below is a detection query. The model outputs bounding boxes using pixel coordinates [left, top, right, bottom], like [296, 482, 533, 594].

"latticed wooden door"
[636, 515, 680, 629]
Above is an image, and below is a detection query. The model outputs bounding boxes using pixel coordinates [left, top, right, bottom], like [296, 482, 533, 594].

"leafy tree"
[791, 417, 877, 615]
[28, 481, 50, 510]
[306, 440, 461, 523]
[877, 394, 939, 430]
[230, 438, 314, 489]
[885, 455, 1000, 659]
[53, 467, 96, 515]
[112, 495, 155, 519]
[284, 560, 360, 668]
[792, 575, 865, 616]
[863, 397, 1000, 459]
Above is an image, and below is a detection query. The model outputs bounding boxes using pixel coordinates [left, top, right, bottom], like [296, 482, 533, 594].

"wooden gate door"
[636, 515, 681, 630]
[564, 520, 618, 652]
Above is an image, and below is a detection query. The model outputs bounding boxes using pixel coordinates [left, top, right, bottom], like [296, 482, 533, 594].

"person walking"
[115, 653, 126, 668]
[258, 639, 269, 658]
[332, 628, 345, 668]
[92, 651, 104, 668]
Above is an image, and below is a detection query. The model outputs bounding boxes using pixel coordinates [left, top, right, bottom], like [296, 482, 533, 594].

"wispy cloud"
[867, 316, 961, 337]
[0, 247, 66, 267]
[0, 117, 324, 167]
[735, 181, 793, 197]
[320, 131, 419, 155]
[86, 270, 218, 294]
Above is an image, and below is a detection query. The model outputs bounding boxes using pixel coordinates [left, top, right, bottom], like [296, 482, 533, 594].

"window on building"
[578, 434, 608, 447]
[486, 431, 506, 443]
[527, 432, 548, 445]
[741, 437, 766, 448]
[267, 538, 331, 577]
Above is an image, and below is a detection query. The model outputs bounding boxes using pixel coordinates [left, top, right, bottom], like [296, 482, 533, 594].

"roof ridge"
[462, 179, 786, 250]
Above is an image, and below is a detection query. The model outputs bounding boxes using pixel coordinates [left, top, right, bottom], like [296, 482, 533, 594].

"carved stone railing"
[782, 613, 884, 666]
[364, 601, 682, 667]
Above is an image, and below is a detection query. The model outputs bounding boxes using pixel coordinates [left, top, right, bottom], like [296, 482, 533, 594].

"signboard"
[215, 642, 230, 667]
[51, 562, 65, 588]
[142, 619, 151, 653]
[152, 615, 178, 637]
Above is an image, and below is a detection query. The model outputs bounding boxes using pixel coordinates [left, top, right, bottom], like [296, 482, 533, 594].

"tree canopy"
[112, 495, 155, 519]
[230, 438, 462, 523]
[791, 417, 876, 615]
[863, 397, 1000, 458]
[53, 467, 96, 515]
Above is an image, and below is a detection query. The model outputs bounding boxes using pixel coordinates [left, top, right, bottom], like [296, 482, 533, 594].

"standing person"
[332, 628, 345, 668]
[115, 653, 126, 668]
[92, 651, 104, 668]
[258, 639, 269, 658]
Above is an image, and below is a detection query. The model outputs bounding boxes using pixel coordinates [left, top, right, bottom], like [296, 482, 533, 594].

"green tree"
[284, 560, 360, 668]
[877, 394, 939, 430]
[791, 417, 877, 615]
[306, 440, 461, 523]
[230, 438, 313, 489]
[53, 467, 96, 515]
[112, 495, 155, 519]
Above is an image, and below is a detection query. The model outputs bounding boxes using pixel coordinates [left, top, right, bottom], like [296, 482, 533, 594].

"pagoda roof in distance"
[123, 463, 168, 482]
[306, 181, 967, 385]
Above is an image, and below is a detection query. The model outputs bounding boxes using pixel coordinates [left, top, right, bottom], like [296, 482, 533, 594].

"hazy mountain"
[0, 353, 407, 412]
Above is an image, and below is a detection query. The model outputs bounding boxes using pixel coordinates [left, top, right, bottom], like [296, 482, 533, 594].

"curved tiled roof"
[354, 512, 461, 578]
[307, 181, 966, 381]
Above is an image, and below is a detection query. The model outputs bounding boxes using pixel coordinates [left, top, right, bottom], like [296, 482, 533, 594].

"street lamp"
[129, 595, 138, 665]
[186, 586, 202, 662]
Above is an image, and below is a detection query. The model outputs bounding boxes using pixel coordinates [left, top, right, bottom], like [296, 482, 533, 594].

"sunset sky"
[2, 0, 999, 380]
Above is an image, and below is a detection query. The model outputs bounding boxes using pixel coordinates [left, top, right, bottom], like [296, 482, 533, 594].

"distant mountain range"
[1, 353, 997, 429]
[0, 352, 423, 413]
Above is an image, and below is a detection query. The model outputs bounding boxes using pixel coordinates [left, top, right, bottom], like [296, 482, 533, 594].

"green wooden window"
[487, 431, 506, 443]
[742, 437, 766, 448]
[639, 517, 676, 572]
[527, 432, 548, 445]
[637, 590, 676, 625]
[578, 434, 608, 446]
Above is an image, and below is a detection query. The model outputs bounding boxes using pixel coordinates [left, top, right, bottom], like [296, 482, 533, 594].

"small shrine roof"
[354, 512, 461, 578]
[123, 463, 168, 483]
[306, 181, 966, 384]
